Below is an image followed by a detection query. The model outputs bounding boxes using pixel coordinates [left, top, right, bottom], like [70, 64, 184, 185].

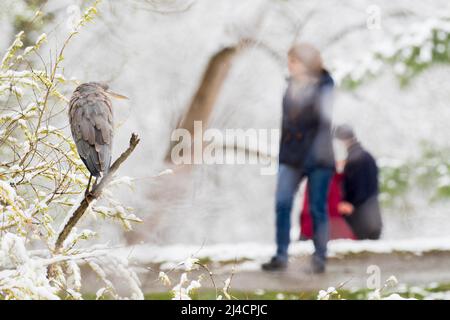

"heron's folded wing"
[70, 94, 113, 175]
[89, 95, 113, 173]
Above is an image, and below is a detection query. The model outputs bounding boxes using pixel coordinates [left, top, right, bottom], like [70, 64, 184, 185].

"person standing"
[335, 125, 383, 240]
[262, 43, 335, 274]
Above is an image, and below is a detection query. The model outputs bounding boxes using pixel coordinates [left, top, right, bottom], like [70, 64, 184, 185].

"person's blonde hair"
[288, 43, 323, 76]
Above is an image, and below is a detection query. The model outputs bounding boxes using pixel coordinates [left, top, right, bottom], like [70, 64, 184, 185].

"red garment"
[300, 173, 356, 240]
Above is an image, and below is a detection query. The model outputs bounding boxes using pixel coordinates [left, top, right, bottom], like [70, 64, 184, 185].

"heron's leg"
[85, 174, 92, 197]
[92, 176, 98, 189]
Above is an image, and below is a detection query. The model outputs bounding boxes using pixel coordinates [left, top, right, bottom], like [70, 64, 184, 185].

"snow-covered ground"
[100, 238, 450, 297]
[113, 237, 450, 267]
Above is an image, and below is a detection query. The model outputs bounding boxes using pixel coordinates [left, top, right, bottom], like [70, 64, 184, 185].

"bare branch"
[53, 133, 141, 253]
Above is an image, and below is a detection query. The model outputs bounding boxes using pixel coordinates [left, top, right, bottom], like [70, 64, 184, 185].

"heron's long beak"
[106, 90, 129, 100]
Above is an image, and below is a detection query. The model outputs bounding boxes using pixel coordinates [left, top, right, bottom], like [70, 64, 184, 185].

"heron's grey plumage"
[69, 82, 113, 177]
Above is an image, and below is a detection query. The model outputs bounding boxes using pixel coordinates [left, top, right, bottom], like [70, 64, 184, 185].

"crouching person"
[335, 125, 383, 240]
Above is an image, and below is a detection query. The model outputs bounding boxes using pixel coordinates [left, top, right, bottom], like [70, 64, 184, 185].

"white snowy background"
[3, 0, 450, 247]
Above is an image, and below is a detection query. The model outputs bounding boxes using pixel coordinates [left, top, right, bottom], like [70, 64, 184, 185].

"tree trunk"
[165, 46, 238, 161]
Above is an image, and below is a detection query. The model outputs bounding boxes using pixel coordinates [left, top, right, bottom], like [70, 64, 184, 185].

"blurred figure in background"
[262, 43, 335, 273]
[299, 171, 356, 241]
[335, 124, 383, 240]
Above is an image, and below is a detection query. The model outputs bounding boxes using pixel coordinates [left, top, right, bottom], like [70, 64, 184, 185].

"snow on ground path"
[112, 237, 450, 265]
[82, 247, 450, 294]
[82, 237, 450, 295]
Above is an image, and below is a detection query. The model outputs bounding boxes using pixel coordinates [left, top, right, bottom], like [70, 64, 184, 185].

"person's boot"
[261, 256, 287, 271]
[311, 255, 326, 274]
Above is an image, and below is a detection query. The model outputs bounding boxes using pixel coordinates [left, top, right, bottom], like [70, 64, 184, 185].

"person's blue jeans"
[275, 164, 333, 264]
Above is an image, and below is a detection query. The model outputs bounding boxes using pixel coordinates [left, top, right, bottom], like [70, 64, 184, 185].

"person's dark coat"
[279, 69, 335, 170]
[342, 142, 382, 240]
[342, 142, 378, 207]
